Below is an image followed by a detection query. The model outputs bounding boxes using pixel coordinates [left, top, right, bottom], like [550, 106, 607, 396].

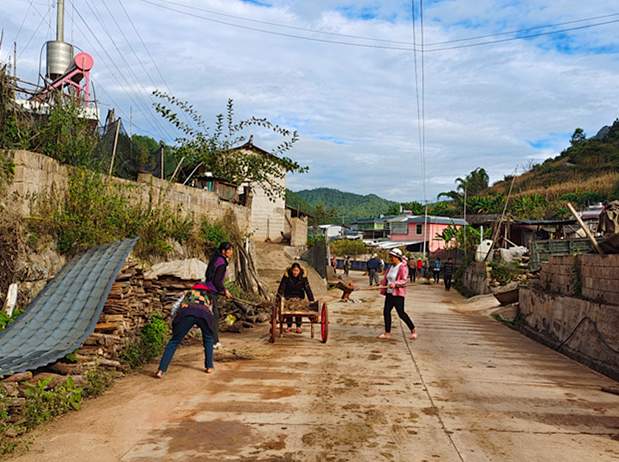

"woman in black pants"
[204, 242, 233, 348]
[377, 248, 417, 340]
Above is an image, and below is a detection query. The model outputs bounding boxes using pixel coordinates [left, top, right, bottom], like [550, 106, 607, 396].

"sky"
[2, 0, 619, 203]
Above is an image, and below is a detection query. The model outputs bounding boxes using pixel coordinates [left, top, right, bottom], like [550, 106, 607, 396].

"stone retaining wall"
[520, 285, 619, 381]
[8, 150, 251, 231]
[461, 261, 491, 295]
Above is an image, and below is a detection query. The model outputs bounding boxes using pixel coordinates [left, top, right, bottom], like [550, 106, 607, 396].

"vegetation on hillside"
[293, 187, 396, 225]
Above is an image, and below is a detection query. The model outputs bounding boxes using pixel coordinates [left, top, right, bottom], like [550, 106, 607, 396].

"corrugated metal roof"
[0, 238, 138, 376]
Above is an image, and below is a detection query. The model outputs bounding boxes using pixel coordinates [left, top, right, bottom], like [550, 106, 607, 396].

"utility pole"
[422, 200, 428, 260]
[463, 187, 467, 261]
[13, 42, 17, 81]
[129, 106, 133, 157]
[160, 143, 164, 179]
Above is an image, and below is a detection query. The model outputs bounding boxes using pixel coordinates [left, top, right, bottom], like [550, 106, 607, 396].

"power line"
[71, 4, 172, 141]
[141, 0, 619, 51]
[113, 0, 193, 127]
[80, 0, 176, 140]
[137, 0, 619, 53]
[428, 11, 619, 46]
[142, 0, 415, 45]
[137, 0, 421, 52]
[424, 18, 619, 52]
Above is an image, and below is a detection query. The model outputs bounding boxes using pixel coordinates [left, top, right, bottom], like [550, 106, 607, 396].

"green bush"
[22, 377, 82, 429]
[330, 239, 369, 257]
[488, 260, 523, 284]
[120, 314, 170, 369]
[82, 370, 114, 398]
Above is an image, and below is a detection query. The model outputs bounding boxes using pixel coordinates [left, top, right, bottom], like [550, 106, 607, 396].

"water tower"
[46, 0, 74, 80]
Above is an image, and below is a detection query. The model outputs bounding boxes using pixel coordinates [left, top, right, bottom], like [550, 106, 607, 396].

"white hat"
[372, 253, 377, 258]
[389, 248, 403, 258]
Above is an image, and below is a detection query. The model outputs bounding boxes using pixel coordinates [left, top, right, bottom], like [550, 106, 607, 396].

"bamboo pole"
[108, 118, 121, 175]
[567, 202, 604, 254]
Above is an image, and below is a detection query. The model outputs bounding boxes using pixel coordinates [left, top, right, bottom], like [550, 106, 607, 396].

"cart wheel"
[269, 302, 277, 343]
[321, 303, 329, 343]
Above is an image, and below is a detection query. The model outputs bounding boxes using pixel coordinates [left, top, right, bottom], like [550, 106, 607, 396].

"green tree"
[153, 93, 308, 199]
[312, 203, 339, 226]
[570, 128, 586, 146]
[456, 167, 489, 196]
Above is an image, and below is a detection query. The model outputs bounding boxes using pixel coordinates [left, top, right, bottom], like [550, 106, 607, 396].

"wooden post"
[160, 144, 164, 179]
[566, 202, 604, 254]
[108, 118, 121, 175]
[170, 156, 185, 182]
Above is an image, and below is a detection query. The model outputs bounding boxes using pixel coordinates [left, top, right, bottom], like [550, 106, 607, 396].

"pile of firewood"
[77, 262, 154, 360]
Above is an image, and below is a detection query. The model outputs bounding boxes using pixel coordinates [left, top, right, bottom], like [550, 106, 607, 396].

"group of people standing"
[154, 242, 456, 378]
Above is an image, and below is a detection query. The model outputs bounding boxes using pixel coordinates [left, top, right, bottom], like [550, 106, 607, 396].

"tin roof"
[0, 238, 138, 376]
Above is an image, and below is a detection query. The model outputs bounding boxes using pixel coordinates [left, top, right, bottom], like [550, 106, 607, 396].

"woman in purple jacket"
[204, 242, 233, 348]
[377, 248, 417, 340]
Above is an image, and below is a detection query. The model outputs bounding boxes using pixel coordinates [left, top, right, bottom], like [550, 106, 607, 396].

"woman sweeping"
[377, 248, 418, 340]
[155, 282, 215, 378]
[204, 242, 233, 348]
[277, 262, 315, 333]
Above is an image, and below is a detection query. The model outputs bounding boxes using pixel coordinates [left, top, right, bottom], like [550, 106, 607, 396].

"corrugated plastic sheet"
[0, 238, 138, 376]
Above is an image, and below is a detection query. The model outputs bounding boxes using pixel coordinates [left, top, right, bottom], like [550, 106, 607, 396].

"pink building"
[386, 215, 467, 253]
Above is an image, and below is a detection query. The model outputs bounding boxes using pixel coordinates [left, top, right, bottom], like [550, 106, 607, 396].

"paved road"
[11, 275, 619, 461]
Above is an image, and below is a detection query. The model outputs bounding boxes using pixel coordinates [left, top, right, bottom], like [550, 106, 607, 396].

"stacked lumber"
[77, 262, 154, 359]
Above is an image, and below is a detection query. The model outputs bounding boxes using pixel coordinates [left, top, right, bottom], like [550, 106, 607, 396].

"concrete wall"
[520, 286, 619, 381]
[248, 177, 286, 242]
[461, 261, 491, 295]
[8, 150, 251, 232]
[284, 209, 308, 247]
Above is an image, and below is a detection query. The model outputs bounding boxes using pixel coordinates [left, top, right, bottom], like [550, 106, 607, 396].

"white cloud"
[2, 0, 619, 204]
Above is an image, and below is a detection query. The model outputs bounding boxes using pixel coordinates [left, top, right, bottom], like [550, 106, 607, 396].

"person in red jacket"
[377, 248, 417, 340]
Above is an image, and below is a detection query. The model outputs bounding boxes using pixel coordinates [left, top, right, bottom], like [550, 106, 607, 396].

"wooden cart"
[269, 298, 328, 343]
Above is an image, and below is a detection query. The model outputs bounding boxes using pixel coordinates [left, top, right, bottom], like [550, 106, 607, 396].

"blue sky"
[2, 0, 619, 203]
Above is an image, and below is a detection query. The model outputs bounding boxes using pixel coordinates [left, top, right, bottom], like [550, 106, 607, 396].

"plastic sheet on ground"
[144, 258, 207, 280]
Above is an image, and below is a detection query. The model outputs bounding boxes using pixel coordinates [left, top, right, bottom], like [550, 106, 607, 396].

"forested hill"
[293, 188, 396, 224]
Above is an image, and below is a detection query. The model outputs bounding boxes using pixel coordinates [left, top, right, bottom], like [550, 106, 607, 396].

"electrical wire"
[137, 0, 619, 53]
[83, 0, 178, 139]
[555, 316, 619, 354]
[398, 319, 465, 461]
[142, 0, 415, 45]
[12, 0, 33, 47]
[141, 0, 619, 51]
[110, 0, 193, 128]
[70, 5, 172, 141]
[78, 0, 176, 140]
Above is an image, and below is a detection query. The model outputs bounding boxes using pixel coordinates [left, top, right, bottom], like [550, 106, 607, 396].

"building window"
[416, 224, 422, 235]
[391, 222, 408, 235]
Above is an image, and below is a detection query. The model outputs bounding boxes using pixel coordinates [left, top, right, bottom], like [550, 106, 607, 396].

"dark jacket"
[443, 261, 455, 276]
[204, 255, 228, 294]
[277, 265, 315, 301]
[367, 258, 381, 270]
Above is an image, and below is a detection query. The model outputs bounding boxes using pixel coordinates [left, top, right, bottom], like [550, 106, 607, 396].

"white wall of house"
[248, 172, 286, 242]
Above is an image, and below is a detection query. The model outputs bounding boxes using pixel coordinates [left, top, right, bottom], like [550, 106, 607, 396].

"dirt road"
[9, 272, 619, 462]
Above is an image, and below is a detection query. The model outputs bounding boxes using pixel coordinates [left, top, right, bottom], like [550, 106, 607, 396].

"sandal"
[285, 327, 291, 332]
[411, 331, 418, 340]
[377, 333, 391, 339]
[206, 367, 215, 374]
[296, 328, 303, 334]
[155, 370, 165, 379]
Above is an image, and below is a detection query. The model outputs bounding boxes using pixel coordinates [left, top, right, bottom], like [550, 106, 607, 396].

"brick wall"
[537, 254, 619, 305]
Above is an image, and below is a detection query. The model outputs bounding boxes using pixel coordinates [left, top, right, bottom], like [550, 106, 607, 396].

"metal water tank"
[46, 41, 73, 80]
